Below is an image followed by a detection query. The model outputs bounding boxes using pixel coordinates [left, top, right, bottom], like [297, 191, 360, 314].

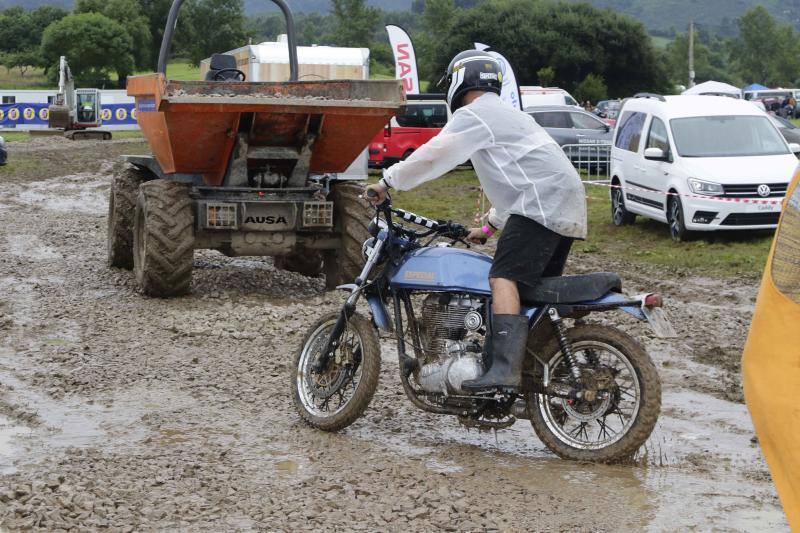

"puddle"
[274, 459, 300, 474]
[15, 174, 109, 215]
[0, 415, 31, 475]
[344, 342, 788, 531]
[6, 235, 61, 260]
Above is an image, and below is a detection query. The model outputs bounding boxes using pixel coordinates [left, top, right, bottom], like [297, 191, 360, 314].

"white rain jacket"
[382, 92, 587, 239]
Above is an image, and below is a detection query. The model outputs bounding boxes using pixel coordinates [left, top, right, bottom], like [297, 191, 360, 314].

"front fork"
[311, 236, 386, 373]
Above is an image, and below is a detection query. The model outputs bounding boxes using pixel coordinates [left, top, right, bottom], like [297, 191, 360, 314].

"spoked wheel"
[611, 185, 635, 226]
[526, 325, 661, 462]
[293, 312, 380, 431]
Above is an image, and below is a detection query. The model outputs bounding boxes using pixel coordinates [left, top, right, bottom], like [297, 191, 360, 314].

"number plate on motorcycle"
[642, 306, 677, 338]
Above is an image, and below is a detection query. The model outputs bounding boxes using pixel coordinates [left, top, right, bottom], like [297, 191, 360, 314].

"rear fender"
[586, 292, 647, 320]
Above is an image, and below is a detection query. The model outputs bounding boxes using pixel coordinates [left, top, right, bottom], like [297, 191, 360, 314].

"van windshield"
[670, 115, 789, 157]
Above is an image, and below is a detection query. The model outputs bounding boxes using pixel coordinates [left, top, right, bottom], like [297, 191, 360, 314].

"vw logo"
[757, 184, 771, 198]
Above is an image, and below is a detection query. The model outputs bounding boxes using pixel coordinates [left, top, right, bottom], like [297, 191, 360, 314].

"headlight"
[687, 178, 724, 196]
[362, 237, 376, 260]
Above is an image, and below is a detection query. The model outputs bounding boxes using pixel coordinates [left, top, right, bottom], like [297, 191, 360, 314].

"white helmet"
[439, 50, 503, 112]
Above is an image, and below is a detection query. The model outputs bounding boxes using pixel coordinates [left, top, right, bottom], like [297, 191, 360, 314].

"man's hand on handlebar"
[466, 227, 488, 245]
[364, 182, 388, 206]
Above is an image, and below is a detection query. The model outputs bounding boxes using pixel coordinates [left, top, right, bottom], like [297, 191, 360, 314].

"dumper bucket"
[127, 74, 404, 186]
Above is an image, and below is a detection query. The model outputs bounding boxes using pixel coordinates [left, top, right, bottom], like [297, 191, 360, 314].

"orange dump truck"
[107, 0, 404, 296]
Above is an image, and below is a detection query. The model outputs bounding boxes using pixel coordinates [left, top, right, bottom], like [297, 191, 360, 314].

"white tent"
[682, 81, 742, 98]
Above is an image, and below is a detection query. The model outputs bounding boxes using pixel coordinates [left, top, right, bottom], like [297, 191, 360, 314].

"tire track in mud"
[0, 139, 788, 531]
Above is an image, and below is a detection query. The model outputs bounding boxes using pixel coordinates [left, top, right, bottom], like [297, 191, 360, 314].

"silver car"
[526, 105, 612, 171]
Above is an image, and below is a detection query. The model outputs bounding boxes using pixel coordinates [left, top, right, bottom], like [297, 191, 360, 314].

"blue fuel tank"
[388, 246, 492, 293]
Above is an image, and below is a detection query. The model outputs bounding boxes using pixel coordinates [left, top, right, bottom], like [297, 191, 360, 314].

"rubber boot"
[462, 314, 529, 393]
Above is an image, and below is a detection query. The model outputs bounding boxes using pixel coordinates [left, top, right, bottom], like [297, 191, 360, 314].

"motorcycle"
[292, 194, 671, 462]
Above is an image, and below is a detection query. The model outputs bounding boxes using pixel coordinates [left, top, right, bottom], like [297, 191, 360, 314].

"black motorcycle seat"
[518, 272, 622, 305]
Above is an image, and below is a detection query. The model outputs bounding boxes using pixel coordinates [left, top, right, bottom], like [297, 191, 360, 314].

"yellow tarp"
[743, 165, 800, 530]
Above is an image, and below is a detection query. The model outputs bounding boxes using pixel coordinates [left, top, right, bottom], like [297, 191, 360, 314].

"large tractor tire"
[108, 167, 147, 269]
[323, 181, 373, 290]
[133, 180, 194, 297]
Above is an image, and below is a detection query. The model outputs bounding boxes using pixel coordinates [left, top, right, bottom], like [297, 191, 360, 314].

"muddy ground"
[0, 137, 788, 531]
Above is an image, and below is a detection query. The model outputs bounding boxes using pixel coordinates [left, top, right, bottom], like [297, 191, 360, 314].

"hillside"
[563, 0, 799, 35]
[1, 0, 795, 30]
[0, 0, 413, 12]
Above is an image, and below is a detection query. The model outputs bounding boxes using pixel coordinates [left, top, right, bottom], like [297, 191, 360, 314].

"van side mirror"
[789, 142, 800, 153]
[384, 123, 391, 137]
[644, 147, 667, 160]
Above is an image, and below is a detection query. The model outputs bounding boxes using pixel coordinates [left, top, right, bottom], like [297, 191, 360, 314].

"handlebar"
[362, 187, 472, 243]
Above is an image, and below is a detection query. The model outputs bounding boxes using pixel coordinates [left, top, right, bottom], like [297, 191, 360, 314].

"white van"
[520, 86, 581, 110]
[610, 94, 800, 241]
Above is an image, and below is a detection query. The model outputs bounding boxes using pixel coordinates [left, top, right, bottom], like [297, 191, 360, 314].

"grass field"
[1, 61, 423, 88]
[0, 66, 50, 89]
[385, 170, 773, 279]
[1, 131, 143, 142]
[0, 61, 201, 90]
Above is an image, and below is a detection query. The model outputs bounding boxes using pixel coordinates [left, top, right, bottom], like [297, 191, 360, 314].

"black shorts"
[489, 215, 573, 286]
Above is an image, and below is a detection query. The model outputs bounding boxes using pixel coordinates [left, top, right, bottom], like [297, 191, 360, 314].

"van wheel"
[401, 149, 414, 161]
[667, 196, 689, 242]
[611, 185, 636, 226]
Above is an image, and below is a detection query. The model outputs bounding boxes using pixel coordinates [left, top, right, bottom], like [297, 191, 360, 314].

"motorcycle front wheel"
[293, 312, 381, 431]
[525, 324, 661, 462]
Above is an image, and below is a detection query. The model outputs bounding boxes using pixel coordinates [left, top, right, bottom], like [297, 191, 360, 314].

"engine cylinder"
[421, 294, 479, 357]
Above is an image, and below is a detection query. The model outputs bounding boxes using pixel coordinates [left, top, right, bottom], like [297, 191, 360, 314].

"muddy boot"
[462, 314, 529, 393]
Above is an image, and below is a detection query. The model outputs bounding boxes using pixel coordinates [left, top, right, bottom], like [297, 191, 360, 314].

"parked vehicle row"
[368, 89, 799, 244]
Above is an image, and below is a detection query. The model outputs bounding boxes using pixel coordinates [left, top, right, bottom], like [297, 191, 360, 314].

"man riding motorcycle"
[365, 50, 587, 394]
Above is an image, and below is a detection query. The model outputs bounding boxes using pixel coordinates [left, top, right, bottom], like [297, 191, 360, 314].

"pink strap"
[481, 225, 494, 237]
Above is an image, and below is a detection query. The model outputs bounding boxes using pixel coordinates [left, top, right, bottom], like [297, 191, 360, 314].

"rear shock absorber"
[547, 308, 582, 381]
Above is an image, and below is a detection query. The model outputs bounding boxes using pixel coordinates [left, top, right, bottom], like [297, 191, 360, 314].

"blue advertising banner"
[0, 103, 50, 127]
[100, 103, 137, 125]
[0, 102, 137, 127]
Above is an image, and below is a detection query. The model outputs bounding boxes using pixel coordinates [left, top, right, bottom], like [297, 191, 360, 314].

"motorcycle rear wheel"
[293, 312, 380, 431]
[525, 324, 661, 463]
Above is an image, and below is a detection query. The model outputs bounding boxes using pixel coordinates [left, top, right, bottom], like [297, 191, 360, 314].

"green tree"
[331, 0, 379, 48]
[75, 0, 153, 71]
[41, 13, 135, 86]
[428, 0, 669, 97]
[138, 0, 175, 70]
[415, 0, 455, 83]
[574, 73, 607, 103]
[0, 8, 35, 55]
[664, 33, 737, 87]
[731, 6, 800, 86]
[178, 0, 250, 66]
[0, 6, 67, 74]
[29, 5, 68, 34]
[537, 66, 555, 87]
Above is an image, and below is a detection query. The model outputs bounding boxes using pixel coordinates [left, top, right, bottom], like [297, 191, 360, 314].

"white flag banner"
[386, 25, 420, 95]
[474, 42, 521, 110]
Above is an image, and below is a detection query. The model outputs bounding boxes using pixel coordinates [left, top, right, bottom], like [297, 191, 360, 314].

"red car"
[369, 95, 450, 169]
